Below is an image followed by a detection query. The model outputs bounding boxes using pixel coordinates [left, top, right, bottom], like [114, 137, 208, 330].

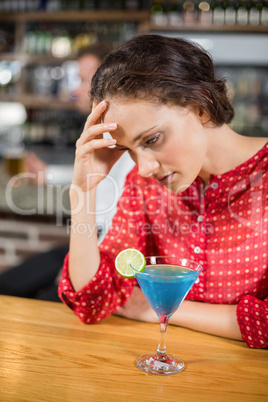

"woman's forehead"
[102, 100, 163, 143]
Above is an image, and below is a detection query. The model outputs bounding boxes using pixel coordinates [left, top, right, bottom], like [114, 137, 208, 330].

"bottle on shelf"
[24, 108, 84, 147]
[150, 0, 168, 26]
[248, 0, 262, 25]
[211, 0, 225, 24]
[167, 0, 183, 26]
[198, 1, 213, 25]
[0, 0, 33, 12]
[0, 60, 21, 97]
[236, 0, 249, 25]
[261, 0, 268, 24]
[182, 0, 198, 25]
[223, 0, 236, 25]
[45, 0, 61, 11]
[124, 0, 142, 9]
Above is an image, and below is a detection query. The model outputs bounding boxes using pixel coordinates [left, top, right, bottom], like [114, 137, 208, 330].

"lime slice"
[115, 248, 146, 278]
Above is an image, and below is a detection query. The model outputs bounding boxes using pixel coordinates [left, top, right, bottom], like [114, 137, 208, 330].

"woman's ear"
[198, 108, 210, 125]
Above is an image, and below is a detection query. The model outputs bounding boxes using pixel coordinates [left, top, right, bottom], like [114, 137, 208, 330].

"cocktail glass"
[131, 256, 203, 375]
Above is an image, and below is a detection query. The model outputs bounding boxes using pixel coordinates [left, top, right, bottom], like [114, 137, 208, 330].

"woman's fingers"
[78, 99, 117, 146]
[76, 137, 116, 157]
[84, 99, 106, 131]
[77, 121, 117, 146]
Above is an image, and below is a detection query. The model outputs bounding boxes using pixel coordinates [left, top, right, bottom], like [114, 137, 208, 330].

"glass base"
[136, 353, 185, 375]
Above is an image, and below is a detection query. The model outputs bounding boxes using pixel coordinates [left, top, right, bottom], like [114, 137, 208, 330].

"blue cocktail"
[132, 256, 202, 375]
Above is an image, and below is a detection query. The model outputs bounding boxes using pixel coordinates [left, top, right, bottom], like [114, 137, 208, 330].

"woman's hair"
[91, 34, 234, 125]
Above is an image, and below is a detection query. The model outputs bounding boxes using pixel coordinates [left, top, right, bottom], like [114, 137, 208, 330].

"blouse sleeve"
[236, 295, 268, 349]
[58, 167, 158, 324]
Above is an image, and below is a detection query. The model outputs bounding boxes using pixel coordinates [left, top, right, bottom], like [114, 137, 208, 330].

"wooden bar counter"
[0, 295, 267, 402]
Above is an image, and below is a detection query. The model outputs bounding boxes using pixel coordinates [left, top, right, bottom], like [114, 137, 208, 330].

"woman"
[58, 34, 268, 349]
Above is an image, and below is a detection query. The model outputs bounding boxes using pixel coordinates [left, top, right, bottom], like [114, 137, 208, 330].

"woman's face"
[103, 99, 208, 193]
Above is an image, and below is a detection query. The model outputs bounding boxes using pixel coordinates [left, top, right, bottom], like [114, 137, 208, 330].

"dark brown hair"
[91, 34, 234, 125]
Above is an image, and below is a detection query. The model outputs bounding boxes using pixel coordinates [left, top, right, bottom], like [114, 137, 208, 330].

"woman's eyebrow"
[114, 124, 160, 148]
[132, 125, 158, 144]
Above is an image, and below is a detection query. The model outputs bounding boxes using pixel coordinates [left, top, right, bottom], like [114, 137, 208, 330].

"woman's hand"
[72, 100, 122, 193]
[114, 286, 158, 323]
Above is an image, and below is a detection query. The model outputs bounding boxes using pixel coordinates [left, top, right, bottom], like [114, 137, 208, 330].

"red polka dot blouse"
[59, 143, 268, 349]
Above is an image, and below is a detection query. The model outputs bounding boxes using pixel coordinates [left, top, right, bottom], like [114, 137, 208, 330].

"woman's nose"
[138, 157, 159, 178]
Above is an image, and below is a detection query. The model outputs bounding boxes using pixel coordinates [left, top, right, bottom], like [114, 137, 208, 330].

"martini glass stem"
[156, 315, 169, 361]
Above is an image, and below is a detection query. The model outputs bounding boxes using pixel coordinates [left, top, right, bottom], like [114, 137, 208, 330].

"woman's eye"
[145, 135, 160, 147]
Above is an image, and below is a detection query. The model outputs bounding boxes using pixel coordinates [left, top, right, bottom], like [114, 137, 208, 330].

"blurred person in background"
[0, 43, 134, 302]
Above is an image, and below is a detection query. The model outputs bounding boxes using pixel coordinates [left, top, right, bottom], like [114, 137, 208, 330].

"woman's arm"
[68, 188, 100, 291]
[115, 286, 242, 341]
[67, 100, 120, 291]
[170, 300, 242, 341]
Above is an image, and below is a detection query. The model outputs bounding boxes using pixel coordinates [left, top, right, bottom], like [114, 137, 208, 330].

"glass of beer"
[3, 147, 26, 177]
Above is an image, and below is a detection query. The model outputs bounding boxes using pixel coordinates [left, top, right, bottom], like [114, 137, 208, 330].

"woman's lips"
[155, 172, 175, 185]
